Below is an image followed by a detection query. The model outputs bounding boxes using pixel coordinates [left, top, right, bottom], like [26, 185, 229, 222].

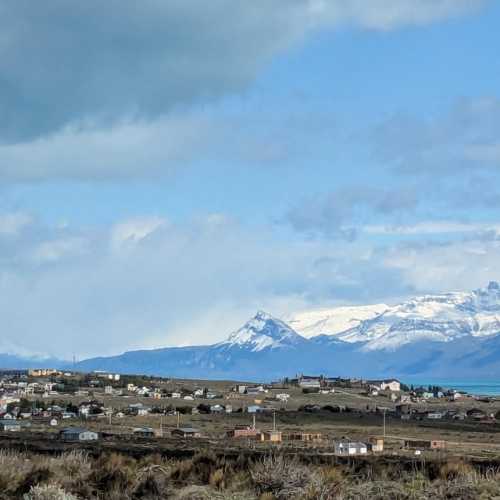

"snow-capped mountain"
[287, 304, 388, 338]
[218, 311, 306, 351]
[15, 282, 500, 381]
[294, 282, 500, 351]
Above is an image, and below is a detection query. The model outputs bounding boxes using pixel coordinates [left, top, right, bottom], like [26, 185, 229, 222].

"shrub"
[16, 467, 52, 496]
[23, 484, 78, 500]
[251, 455, 311, 499]
[89, 453, 136, 495]
[209, 469, 225, 490]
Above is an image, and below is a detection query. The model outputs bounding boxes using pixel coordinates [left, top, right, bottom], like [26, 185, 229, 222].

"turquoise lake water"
[402, 380, 500, 396]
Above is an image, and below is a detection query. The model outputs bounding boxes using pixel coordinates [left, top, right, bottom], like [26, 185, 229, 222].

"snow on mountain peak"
[287, 304, 389, 339]
[220, 311, 305, 352]
[289, 283, 500, 352]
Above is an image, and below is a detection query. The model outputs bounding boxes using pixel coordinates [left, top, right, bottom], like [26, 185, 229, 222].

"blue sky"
[1, 0, 499, 358]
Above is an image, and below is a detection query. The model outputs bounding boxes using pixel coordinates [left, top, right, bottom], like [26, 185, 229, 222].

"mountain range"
[3, 283, 500, 381]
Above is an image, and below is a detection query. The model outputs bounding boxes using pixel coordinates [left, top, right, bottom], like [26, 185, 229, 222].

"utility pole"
[273, 411, 276, 431]
[252, 414, 256, 430]
[177, 411, 180, 429]
[383, 409, 386, 438]
[160, 414, 163, 437]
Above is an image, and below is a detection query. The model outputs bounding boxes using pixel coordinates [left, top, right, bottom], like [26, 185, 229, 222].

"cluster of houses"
[381, 387, 471, 404]
[2, 370, 499, 456]
[226, 420, 384, 455]
[395, 403, 498, 423]
[124, 383, 222, 401]
[1, 378, 63, 399]
[289, 375, 401, 394]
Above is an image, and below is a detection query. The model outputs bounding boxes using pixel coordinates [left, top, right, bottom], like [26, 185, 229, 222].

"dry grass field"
[2, 445, 500, 499]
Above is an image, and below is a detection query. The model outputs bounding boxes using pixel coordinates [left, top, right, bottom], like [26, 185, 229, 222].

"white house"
[276, 393, 290, 402]
[298, 379, 321, 389]
[246, 385, 266, 395]
[368, 379, 401, 392]
[334, 441, 368, 456]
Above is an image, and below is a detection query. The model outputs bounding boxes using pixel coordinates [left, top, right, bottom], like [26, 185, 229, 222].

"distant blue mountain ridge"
[3, 284, 500, 381]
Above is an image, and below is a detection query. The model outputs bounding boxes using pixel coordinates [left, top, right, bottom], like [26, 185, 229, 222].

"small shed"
[368, 437, 384, 453]
[403, 439, 446, 450]
[285, 432, 323, 442]
[171, 427, 201, 438]
[261, 430, 282, 443]
[0, 420, 21, 432]
[227, 426, 261, 439]
[60, 428, 99, 442]
[133, 427, 155, 438]
[427, 412, 444, 420]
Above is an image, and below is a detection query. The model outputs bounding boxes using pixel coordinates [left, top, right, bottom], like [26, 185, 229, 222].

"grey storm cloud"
[0, 0, 486, 143]
[0, 1, 304, 142]
[372, 97, 500, 174]
[286, 187, 419, 239]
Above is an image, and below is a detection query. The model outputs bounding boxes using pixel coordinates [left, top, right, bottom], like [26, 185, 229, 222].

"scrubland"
[2, 448, 500, 499]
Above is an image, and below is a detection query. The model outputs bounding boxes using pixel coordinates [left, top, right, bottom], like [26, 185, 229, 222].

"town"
[1, 369, 499, 459]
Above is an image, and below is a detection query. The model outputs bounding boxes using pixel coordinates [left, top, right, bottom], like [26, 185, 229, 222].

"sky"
[1, 0, 500, 358]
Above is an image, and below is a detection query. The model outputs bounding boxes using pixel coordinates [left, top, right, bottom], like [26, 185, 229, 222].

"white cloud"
[0, 210, 498, 358]
[315, 0, 485, 30]
[111, 216, 167, 249]
[464, 142, 500, 165]
[0, 213, 409, 358]
[31, 237, 89, 263]
[383, 238, 500, 292]
[0, 114, 214, 181]
[0, 213, 33, 235]
[364, 221, 500, 235]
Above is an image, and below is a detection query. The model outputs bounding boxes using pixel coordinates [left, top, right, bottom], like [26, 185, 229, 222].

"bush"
[89, 453, 136, 495]
[209, 469, 225, 490]
[23, 484, 78, 500]
[251, 455, 311, 499]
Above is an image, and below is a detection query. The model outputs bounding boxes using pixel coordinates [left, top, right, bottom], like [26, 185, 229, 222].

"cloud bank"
[0, 0, 485, 144]
[0, 211, 499, 358]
